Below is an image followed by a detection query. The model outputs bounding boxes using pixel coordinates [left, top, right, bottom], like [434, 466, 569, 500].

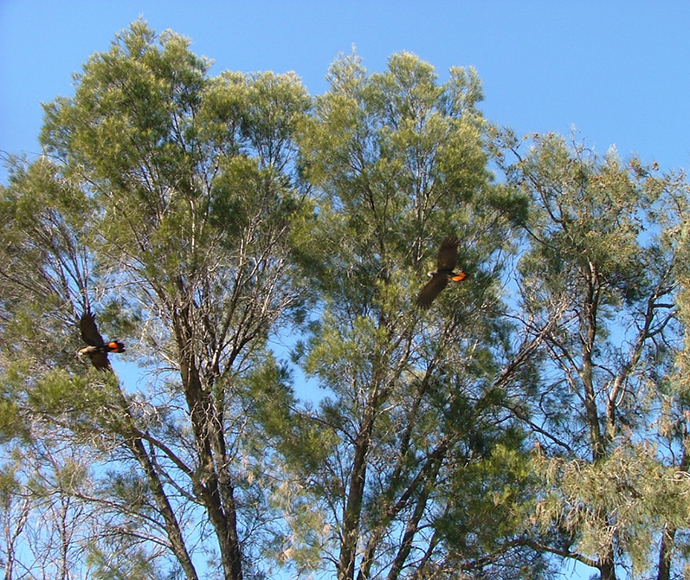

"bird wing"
[90, 351, 112, 371]
[416, 274, 449, 309]
[437, 236, 459, 271]
[80, 311, 105, 347]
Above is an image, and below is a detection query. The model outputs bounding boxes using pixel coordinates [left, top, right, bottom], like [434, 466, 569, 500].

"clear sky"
[2, 0, 690, 181]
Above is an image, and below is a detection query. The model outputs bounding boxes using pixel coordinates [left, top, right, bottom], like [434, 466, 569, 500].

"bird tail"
[106, 340, 126, 353]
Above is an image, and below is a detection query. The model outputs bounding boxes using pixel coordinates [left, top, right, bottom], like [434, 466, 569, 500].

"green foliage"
[534, 443, 690, 576]
[86, 543, 163, 580]
[517, 136, 653, 308]
[437, 445, 551, 575]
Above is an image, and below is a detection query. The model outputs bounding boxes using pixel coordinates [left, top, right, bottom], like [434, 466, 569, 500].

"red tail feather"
[107, 341, 126, 353]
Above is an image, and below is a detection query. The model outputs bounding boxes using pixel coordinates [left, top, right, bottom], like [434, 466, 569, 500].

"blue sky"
[2, 0, 690, 181]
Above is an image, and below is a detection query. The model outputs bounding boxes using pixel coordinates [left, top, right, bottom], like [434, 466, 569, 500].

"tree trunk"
[600, 563, 616, 580]
[582, 260, 606, 461]
[173, 303, 243, 580]
[656, 435, 687, 580]
[127, 436, 199, 580]
[656, 523, 674, 580]
[338, 428, 371, 580]
[598, 545, 616, 580]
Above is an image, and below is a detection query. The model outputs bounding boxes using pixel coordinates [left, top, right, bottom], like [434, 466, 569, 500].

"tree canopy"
[2, 21, 690, 580]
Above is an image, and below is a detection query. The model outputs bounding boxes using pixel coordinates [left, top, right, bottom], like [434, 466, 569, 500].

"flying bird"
[78, 310, 125, 371]
[416, 236, 468, 308]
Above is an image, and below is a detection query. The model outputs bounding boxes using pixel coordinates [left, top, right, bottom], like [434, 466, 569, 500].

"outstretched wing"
[80, 311, 104, 347]
[437, 236, 459, 271]
[416, 274, 449, 309]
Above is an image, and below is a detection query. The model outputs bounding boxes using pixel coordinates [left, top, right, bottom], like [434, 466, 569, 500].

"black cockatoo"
[416, 236, 468, 308]
[78, 310, 125, 371]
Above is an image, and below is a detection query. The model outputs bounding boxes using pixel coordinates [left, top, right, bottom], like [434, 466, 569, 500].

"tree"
[270, 50, 549, 580]
[502, 132, 690, 579]
[1, 21, 311, 580]
[655, 191, 690, 580]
